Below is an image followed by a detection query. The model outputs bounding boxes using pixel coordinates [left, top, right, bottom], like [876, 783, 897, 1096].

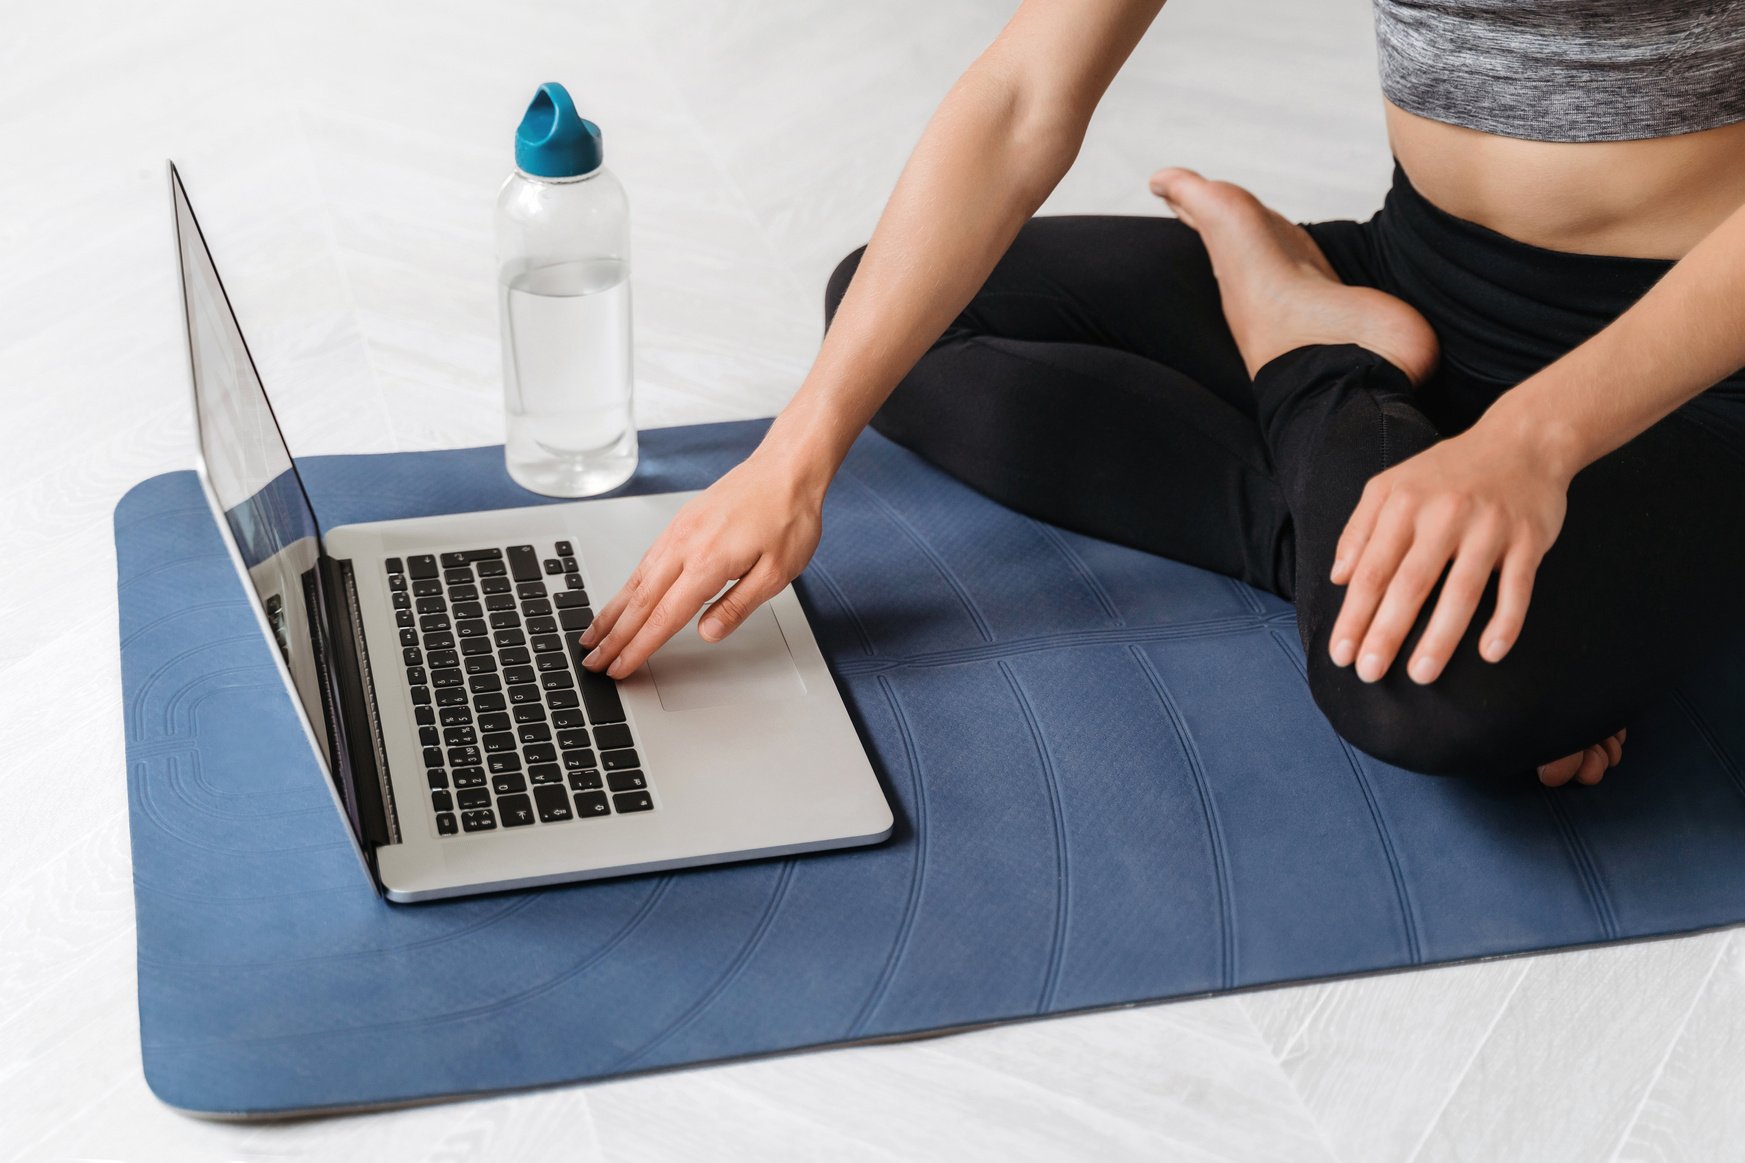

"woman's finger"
[1538, 751, 1582, 787]
[1352, 523, 1462, 683]
[600, 565, 737, 678]
[580, 553, 684, 670]
[1328, 499, 1417, 667]
[1331, 482, 1387, 586]
[1575, 745, 1608, 786]
[699, 559, 789, 642]
[1405, 524, 1506, 684]
[1477, 544, 1542, 663]
[580, 548, 666, 648]
[1601, 732, 1624, 767]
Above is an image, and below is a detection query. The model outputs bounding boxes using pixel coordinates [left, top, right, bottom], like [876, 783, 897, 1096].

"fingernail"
[1408, 656, 1438, 684]
[1331, 638, 1356, 667]
[579, 628, 595, 646]
[699, 617, 723, 642]
[583, 647, 601, 669]
[1330, 557, 1345, 580]
[1357, 652, 1385, 682]
[605, 660, 625, 679]
[1482, 637, 1506, 661]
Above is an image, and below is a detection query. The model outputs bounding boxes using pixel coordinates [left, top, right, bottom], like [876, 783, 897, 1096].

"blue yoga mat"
[116, 420, 1745, 1117]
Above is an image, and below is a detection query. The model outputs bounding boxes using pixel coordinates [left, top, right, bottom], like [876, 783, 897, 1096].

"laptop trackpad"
[645, 605, 806, 711]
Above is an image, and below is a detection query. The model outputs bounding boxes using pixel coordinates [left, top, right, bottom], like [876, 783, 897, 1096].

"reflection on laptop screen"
[172, 168, 333, 767]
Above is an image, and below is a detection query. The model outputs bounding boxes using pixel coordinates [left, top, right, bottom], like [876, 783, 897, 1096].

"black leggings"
[825, 166, 1745, 777]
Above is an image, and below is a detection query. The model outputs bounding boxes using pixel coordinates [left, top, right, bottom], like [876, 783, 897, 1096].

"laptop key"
[447, 745, 483, 767]
[529, 763, 564, 784]
[464, 655, 497, 675]
[452, 767, 487, 789]
[482, 576, 512, 595]
[453, 601, 484, 620]
[468, 673, 503, 694]
[483, 731, 517, 753]
[540, 671, 575, 692]
[419, 725, 439, 747]
[531, 633, 563, 654]
[486, 594, 516, 612]
[431, 790, 453, 813]
[499, 793, 536, 827]
[476, 692, 508, 712]
[415, 705, 435, 725]
[392, 592, 411, 611]
[576, 664, 627, 725]
[478, 560, 508, 578]
[431, 668, 463, 688]
[399, 628, 418, 648]
[427, 768, 448, 789]
[436, 688, 467, 708]
[592, 723, 633, 751]
[568, 768, 603, 792]
[518, 723, 552, 744]
[443, 567, 472, 586]
[456, 619, 489, 639]
[406, 666, 427, 686]
[422, 747, 444, 768]
[415, 596, 446, 614]
[457, 788, 491, 810]
[607, 769, 647, 792]
[544, 558, 564, 575]
[565, 573, 585, 591]
[508, 545, 541, 582]
[516, 581, 549, 601]
[574, 791, 610, 817]
[613, 790, 654, 814]
[514, 703, 548, 724]
[409, 685, 431, 706]
[562, 748, 596, 771]
[521, 597, 553, 617]
[527, 615, 559, 635]
[461, 637, 493, 656]
[419, 613, 451, 633]
[407, 555, 438, 579]
[443, 726, 477, 747]
[424, 631, 456, 650]
[536, 653, 567, 672]
[449, 583, 479, 602]
[493, 772, 528, 796]
[553, 590, 590, 609]
[561, 556, 578, 573]
[389, 573, 407, 592]
[556, 728, 590, 750]
[552, 708, 586, 729]
[428, 649, 459, 669]
[397, 610, 415, 628]
[525, 742, 557, 764]
[386, 556, 404, 575]
[558, 607, 594, 633]
[402, 646, 422, 667]
[460, 810, 496, 833]
[490, 611, 521, 630]
[436, 812, 458, 836]
[440, 706, 472, 727]
[413, 579, 442, 597]
[534, 785, 573, 823]
[555, 540, 574, 556]
[504, 664, 537, 686]
[547, 689, 579, 710]
[495, 628, 527, 648]
[602, 748, 639, 771]
[487, 752, 522, 775]
[508, 683, 541, 705]
[500, 645, 532, 666]
[478, 711, 512, 733]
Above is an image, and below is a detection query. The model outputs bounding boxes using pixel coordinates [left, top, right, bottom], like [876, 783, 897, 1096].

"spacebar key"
[566, 638, 627, 723]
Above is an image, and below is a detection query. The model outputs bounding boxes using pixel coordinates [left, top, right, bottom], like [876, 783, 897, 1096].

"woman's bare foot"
[1149, 167, 1440, 386]
[1538, 728, 1626, 787]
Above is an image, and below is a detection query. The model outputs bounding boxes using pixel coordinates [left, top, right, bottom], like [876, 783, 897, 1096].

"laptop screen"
[171, 166, 335, 769]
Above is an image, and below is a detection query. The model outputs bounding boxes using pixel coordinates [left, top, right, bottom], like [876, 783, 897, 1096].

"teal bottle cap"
[515, 82, 602, 178]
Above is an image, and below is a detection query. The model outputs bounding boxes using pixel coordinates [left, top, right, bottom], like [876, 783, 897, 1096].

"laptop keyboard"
[383, 541, 654, 837]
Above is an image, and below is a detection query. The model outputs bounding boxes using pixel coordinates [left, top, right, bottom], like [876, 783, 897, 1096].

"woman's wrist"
[752, 402, 857, 501]
[1473, 381, 1595, 482]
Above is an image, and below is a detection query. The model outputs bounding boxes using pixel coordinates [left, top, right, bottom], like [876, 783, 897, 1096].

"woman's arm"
[1328, 195, 1745, 685]
[581, 0, 1167, 677]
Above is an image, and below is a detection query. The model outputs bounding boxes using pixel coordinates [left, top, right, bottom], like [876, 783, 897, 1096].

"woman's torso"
[1373, 0, 1745, 259]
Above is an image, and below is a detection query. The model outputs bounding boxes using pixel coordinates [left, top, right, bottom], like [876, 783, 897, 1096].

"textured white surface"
[4, 0, 1742, 1159]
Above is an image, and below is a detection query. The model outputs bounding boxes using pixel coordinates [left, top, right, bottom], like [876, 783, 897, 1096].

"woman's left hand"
[1327, 420, 1575, 684]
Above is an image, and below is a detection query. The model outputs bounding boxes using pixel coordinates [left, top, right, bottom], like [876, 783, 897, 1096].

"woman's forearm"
[756, 0, 1168, 491]
[1479, 195, 1745, 476]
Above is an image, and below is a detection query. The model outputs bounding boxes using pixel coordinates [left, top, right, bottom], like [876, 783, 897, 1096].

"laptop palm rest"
[645, 604, 807, 711]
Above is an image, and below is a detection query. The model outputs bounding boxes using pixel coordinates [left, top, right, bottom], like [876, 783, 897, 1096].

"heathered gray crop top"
[1373, 0, 1745, 143]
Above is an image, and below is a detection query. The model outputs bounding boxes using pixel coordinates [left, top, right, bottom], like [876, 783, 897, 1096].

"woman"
[578, 0, 1745, 788]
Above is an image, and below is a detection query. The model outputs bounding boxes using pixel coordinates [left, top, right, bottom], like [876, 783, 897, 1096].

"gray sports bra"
[1373, 0, 1745, 142]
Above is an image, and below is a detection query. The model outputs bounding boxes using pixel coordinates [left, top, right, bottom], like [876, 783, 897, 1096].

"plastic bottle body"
[495, 166, 637, 497]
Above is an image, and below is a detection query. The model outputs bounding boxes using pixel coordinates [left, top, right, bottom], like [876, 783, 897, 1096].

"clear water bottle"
[496, 82, 637, 497]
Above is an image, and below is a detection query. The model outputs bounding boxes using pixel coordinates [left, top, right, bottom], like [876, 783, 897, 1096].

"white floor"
[5, 0, 1744, 1159]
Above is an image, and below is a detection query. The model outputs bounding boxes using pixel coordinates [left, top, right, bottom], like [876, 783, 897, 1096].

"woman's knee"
[825, 244, 868, 329]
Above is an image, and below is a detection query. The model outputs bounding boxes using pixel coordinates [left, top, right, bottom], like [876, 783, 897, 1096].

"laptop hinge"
[317, 555, 401, 854]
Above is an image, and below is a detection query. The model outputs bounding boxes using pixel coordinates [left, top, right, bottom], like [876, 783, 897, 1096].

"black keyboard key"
[540, 671, 575, 692]
[461, 809, 497, 833]
[461, 637, 494, 657]
[458, 788, 491, 810]
[440, 552, 466, 569]
[386, 556, 405, 575]
[449, 583, 479, 602]
[448, 745, 483, 767]
[558, 607, 594, 633]
[392, 592, 411, 611]
[516, 581, 549, 600]
[613, 790, 654, 814]
[518, 722, 553, 744]
[552, 708, 587, 729]
[440, 706, 473, 727]
[534, 785, 574, 823]
[555, 540, 574, 556]
[431, 790, 454, 813]
[486, 594, 516, 612]
[499, 793, 536, 827]
[504, 664, 537, 687]
[452, 766, 487, 789]
[424, 630, 456, 650]
[406, 665, 428, 686]
[602, 748, 639, 771]
[529, 763, 564, 784]
[607, 769, 647, 792]
[468, 673, 503, 694]
[477, 559, 508, 577]
[556, 727, 591, 750]
[576, 664, 627, 725]
[527, 615, 559, 635]
[592, 723, 634, 751]
[419, 725, 439, 747]
[436, 812, 458, 835]
[415, 706, 435, 726]
[413, 579, 443, 597]
[415, 596, 446, 614]
[396, 610, 415, 629]
[500, 645, 532, 666]
[475, 692, 508, 712]
[531, 633, 563, 654]
[553, 590, 590, 609]
[562, 748, 596, 771]
[493, 772, 528, 796]
[561, 556, 578, 573]
[402, 646, 423, 667]
[443, 548, 502, 569]
[521, 597, 553, 617]
[399, 628, 419, 648]
[565, 573, 585, 591]
[495, 628, 527, 648]
[426, 768, 448, 790]
[443, 725, 478, 747]
[422, 746, 444, 769]
[535, 653, 568, 673]
[408, 554, 438, 579]
[544, 558, 564, 575]
[443, 567, 473, 586]
[568, 768, 603, 792]
[419, 613, 451, 634]
[479, 711, 513, 733]
[483, 731, 517, 753]
[431, 668, 464, 689]
[508, 683, 542, 705]
[525, 742, 558, 764]
[464, 655, 498, 675]
[409, 685, 431, 706]
[457, 619, 489, 639]
[482, 576, 513, 595]
[490, 611, 521, 630]
[514, 703, 548, 724]
[575, 790, 610, 817]
[389, 573, 407, 592]
[508, 545, 541, 582]
[548, 689, 580, 710]
[436, 688, 468, 708]
[487, 752, 522, 775]
[428, 649, 459, 669]
[454, 601, 484, 620]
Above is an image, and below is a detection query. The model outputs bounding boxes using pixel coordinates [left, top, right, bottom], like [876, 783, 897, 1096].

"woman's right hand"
[576, 449, 827, 678]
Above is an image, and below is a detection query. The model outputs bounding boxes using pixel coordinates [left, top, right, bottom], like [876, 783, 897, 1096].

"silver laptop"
[170, 163, 892, 902]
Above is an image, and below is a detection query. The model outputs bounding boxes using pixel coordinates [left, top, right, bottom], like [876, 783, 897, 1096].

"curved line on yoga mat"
[183, 707, 326, 802]
[835, 471, 994, 643]
[114, 498, 213, 534]
[1029, 521, 1124, 626]
[1671, 688, 1745, 804]
[143, 874, 677, 1050]
[1264, 627, 1422, 965]
[116, 550, 230, 590]
[122, 599, 252, 649]
[134, 756, 350, 857]
[614, 859, 800, 1071]
[128, 645, 261, 742]
[847, 676, 930, 1038]
[798, 560, 877, 657]
[166, 752, 330, 819]
[997, 661, 1072, 1012]
[833, 617, 1260, 677]
[1129, 645, 1234, 989]
[1538, 786, 1618, 941]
